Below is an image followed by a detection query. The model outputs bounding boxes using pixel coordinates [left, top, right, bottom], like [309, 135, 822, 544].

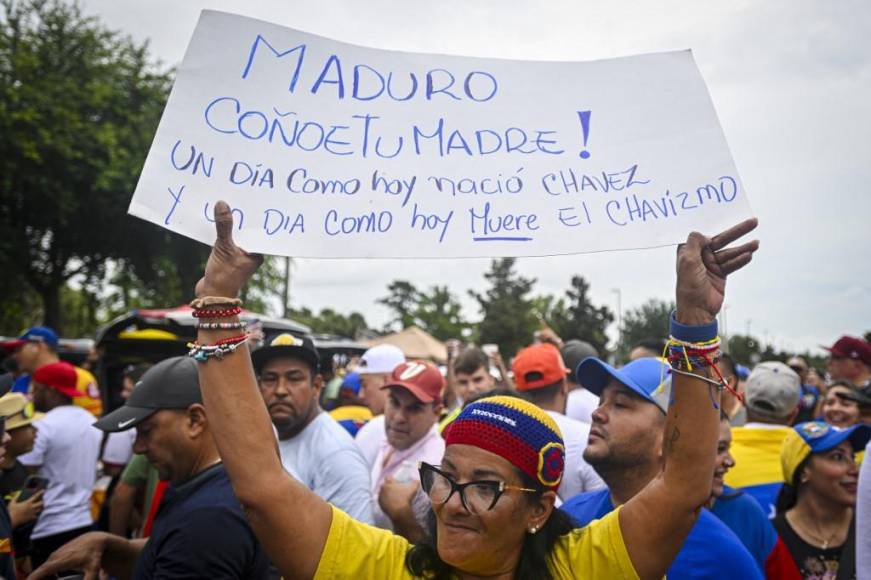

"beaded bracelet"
[192, 306, 242, 318]
[198, 321, 247, 330]
[187, 334, 249, 362]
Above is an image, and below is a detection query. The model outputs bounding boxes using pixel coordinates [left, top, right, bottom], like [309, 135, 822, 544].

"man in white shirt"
[561, 339, 600, 425]
[252, 334, 374, 524]
[19, 361, 101, 569]
[354, 344, 405, 467]
[370, 361, 445, 530]
[512, 343, 605, 500]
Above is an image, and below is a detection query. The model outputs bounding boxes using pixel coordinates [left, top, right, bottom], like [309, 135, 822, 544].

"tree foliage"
[471, 259, 538, 357]
[620, 298, 674, 357]
[0, 0, 185, 332]
[288, 306, 368, 338]
[534, 276, 613, 356]
[378, 280, 468, 341]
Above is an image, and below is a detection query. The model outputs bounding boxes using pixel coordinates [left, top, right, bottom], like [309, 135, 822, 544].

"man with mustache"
[561, 356, 763, 579]
[253, 334, 374, 524]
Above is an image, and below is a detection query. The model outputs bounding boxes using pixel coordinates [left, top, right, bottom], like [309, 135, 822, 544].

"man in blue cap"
[561, 356, 765, 578]
[1, 326, 102, 416]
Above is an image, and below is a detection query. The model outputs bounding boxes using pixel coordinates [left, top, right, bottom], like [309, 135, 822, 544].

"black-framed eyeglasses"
[419, 462, 537, 514]
[0, 417, 6, 438]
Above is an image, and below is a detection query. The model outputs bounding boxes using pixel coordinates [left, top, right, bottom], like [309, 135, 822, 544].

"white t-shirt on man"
[546, 410, 605, 501]
[278, 412, 375, 525]
[354, 414, 386, 468]
[566, 387, 599, 424]
[20, 405, 101, 539]
[102, 429, 136, 466]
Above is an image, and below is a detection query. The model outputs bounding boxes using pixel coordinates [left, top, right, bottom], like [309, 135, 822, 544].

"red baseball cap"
[32, 362, 80, 399]
[381, 361, 445, 403]
[512, 343, 570, 391]
[825, 336, 871, 366]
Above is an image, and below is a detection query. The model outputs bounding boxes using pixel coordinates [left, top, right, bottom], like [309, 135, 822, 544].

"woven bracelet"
[190, 296, 243, 309]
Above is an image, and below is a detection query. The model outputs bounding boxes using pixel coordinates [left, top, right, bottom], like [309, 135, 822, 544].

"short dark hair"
[523, 381, 563, 404]
[453, 348, 489, 376]
[633, 338, 667, 354]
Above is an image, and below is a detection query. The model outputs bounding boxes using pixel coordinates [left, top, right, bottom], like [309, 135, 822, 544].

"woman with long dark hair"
[767, 421, 870, 579]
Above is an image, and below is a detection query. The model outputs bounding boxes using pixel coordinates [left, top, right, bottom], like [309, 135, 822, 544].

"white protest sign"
[129, 10, 753, 258]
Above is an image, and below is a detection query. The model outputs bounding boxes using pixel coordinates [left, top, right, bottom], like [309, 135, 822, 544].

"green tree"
[471, 258, 537, 357]
[620, 299, 674, 358]
[726, 334, 761, 366]
[415, 285, 469, 341]
[378, 281, 469, 341]
[378, 280, 419, 331]
[288, 306, 369, 338]
[0, 0, 173, 332]
[553, 276, 614, 356]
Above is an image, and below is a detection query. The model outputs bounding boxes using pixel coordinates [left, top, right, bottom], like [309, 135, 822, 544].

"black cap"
[251, 333, 320, 374]
[94, 356, 202, 433]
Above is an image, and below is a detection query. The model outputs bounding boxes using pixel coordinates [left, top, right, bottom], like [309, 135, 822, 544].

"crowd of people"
[0, 211, 867, 579]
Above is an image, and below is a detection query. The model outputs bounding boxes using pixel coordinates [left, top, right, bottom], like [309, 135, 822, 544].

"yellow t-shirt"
[314, 505, 638, 579]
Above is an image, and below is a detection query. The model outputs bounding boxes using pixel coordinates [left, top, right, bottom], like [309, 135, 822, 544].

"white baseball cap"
[357, 344, 405, 375]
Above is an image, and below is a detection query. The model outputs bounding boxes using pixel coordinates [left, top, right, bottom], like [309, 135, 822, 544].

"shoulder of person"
[561, 488, 611, 522]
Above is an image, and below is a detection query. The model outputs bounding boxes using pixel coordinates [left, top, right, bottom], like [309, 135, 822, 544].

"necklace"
[787, 511, 846, 550]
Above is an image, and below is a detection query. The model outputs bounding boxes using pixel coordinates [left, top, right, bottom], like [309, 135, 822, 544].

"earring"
[529, 526, 538, 534]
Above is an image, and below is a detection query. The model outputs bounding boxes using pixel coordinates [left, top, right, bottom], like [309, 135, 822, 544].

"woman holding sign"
[33, 202, 758, 579]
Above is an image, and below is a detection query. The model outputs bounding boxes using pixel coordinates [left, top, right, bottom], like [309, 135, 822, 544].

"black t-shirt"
[133, 463, 270, 579]
[0, 503, 17, 579]
[1, 459, 37, 558]
[773, 512, 854, 579]
[0, 461, 29, 500]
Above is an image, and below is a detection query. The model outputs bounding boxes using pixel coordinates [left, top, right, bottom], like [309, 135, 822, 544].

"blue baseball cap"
[576, 357, 672, 413]
[1, 326, 59, 352]
[782, 421, 871, 483]
[340, 372, 362, 396]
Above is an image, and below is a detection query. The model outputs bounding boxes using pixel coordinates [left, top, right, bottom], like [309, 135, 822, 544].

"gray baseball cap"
[94, 356, 202, 433]
[561, 340, 599, 380]
[744, 361, 800, 420]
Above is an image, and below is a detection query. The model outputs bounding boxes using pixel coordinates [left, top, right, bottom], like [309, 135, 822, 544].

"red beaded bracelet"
[192, 306, 242, 318]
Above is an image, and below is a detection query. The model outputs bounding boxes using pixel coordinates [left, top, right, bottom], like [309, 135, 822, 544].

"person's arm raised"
[619, 219, 759, 580]
[194, 201, 332, 579]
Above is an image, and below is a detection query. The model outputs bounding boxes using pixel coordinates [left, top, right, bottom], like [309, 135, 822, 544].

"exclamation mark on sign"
[577, 110, 592, 159]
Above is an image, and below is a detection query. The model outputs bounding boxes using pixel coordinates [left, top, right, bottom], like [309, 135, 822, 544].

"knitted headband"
[444, 396, 565, 491]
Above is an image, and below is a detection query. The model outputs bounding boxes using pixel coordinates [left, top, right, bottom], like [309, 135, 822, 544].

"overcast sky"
[82, 0, 870, 354]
